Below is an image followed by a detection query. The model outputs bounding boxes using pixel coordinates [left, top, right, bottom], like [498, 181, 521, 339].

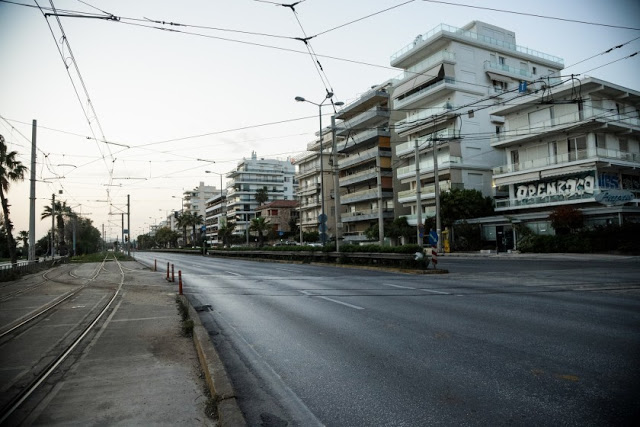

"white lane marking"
[299, 290, 364, 310]
[381, 283, 415, 290]
[225, 271, 242, 276]
[316, 296, 364, 310]
[419, 289, 450, 295]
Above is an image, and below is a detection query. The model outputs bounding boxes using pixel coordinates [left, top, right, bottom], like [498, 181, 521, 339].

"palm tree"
[18, 230, 28, 258]
[250, 216, 271, 247]
[41, 200, 74, 253]
[0, 135, 27, 265]
[191, 213, 204, 246]
[255, 187, 269, 206]
[176, 212, 192, 246]
[218, 221, 236, 247]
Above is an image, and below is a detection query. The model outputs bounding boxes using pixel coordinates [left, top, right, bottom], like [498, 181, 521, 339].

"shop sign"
[516, 173, 595, 201]
[594, 189, 634, 206]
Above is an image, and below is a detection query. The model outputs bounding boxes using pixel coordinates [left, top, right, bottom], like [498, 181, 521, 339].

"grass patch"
[70, 252, 134, 263]
[176, 296, 193, 336]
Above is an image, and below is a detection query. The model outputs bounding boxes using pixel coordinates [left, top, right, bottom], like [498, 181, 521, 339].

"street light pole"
[295, 93, 344, 247]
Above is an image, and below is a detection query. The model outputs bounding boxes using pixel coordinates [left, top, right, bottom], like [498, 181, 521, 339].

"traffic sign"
[318, 213, 327, 223]
[428, 230, 438, 246]
[318, 223, 328, 233]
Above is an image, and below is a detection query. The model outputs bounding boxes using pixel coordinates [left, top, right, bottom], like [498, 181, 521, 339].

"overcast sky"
[1, 0, 639, 242]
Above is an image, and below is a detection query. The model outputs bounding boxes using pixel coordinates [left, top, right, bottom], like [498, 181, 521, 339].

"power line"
[422, 0, 640, 31]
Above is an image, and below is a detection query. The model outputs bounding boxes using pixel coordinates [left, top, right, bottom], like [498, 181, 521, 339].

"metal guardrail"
[0, 257, 69, 282]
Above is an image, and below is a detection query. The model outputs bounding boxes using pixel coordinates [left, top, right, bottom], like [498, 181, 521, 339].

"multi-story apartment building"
[226, 151, 297, 238]
[479, 77, 640, 251]
[181, 181, 220, 244]
[390, 21, 565, 232]
[294, 133, 339, 242]
[204, 191, 226, 246]
[334, 82, 398, 244]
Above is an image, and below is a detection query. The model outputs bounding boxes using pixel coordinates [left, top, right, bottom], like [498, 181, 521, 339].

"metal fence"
[0, 257, 69, 282]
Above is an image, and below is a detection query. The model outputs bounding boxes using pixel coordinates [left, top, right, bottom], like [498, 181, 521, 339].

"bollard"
[166, 262, 170, 280]
[154, 259, 157, 272]
[171, 264, 175, 282]
[178, 270, 183, 295]
[431, 246, 438, 269]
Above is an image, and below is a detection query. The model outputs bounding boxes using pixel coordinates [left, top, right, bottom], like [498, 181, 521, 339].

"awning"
[395, 64, 443, 98]
[486, 72, 513, 83]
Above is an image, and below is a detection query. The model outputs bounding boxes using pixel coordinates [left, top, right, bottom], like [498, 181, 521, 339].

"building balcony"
[336, 128, 391, 152]
[390, 23, 564, 69]
[491, 107, 640, 147]
[493, 148, 640, 177]
[392, 50, 456, 83]
[395, 105, 457, 136]
[338, 146, 389, 169]
[341, 188, 394, 204]
[341, 208, 394, 223]
[484, 61, 532, 80]
[336, 107, 390, 136]
[336, 89, 390, 121]
[395, 129, 459, 157]
[393, 77, 484, 111]
[396, 155, 463, 180]
[339, 168, 379, 187]
[297, 184, 320, 197]
[397, 181, 452, 204]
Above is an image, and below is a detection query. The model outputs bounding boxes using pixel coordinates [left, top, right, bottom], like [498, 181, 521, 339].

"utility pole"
[28, 120, 36, 263]
[127, 194, 130, 256]
[414, 139, 423, 248]
[433, 138, 442, 254]
[51, 193, 56, 257]
[331, 115, 341, 252]
[121, 213, 124, 252]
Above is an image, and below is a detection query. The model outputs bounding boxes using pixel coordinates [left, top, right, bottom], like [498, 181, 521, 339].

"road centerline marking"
[381, 283, 415, 290]
[419, 289, 450, 295]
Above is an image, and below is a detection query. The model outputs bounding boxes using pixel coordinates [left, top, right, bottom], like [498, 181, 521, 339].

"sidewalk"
[3, 261, 239, 426]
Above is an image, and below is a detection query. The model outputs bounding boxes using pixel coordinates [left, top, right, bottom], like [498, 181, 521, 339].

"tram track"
[0, 254, 127, 425]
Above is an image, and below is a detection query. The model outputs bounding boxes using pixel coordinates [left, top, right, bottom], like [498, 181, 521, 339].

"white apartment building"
[226, 151, 297, 238]
[390, 21, 565, 227]
[478, 77, 640, 251]
[181, 181, 221, 244]
[334, 83, 398, 244]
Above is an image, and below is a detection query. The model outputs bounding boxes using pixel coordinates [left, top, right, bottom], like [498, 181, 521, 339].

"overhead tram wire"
[422, 0, 640, 31]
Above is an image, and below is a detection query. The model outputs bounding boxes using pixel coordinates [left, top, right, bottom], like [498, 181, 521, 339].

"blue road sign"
[428, 230, 438, 246]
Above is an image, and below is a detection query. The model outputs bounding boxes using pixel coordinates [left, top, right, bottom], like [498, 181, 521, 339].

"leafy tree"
[255, 187, 269, 205]
[73, 216, 102, 255]
[386, 217, 414, 243]
[155, 226, 177, 248]
[0, 135, 27, 265]
[438, 188, 494, 228]
[548, 206, 583, 235]
[249, 216, 271, 247]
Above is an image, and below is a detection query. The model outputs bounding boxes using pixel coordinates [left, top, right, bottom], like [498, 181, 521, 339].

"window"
[498, 56, 505, 65]
[548, 141, 558, 164]
[510, 150, 519, 171]
[532, 66, 537, 75]
[567, 136, 587, 161]
[492, 80, 507, 93]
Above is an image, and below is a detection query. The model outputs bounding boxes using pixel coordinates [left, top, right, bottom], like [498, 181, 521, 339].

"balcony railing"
[493, 148, 640, 175]
[395, 105, 456, 133]
[397, 181, 452, 202]
[492, 107, 640, 145]
[390, 23, 564, 66]
[396, 155, 463, 178]
[337, 107, 390, 136]
[484, 61, 532, 79]
[340, 188, 380, 204]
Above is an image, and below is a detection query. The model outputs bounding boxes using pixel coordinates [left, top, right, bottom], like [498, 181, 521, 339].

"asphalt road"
[134, 252, 640, 426]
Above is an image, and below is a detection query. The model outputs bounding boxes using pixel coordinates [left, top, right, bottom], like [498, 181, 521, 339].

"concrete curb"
[179, 295, 247, 427]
